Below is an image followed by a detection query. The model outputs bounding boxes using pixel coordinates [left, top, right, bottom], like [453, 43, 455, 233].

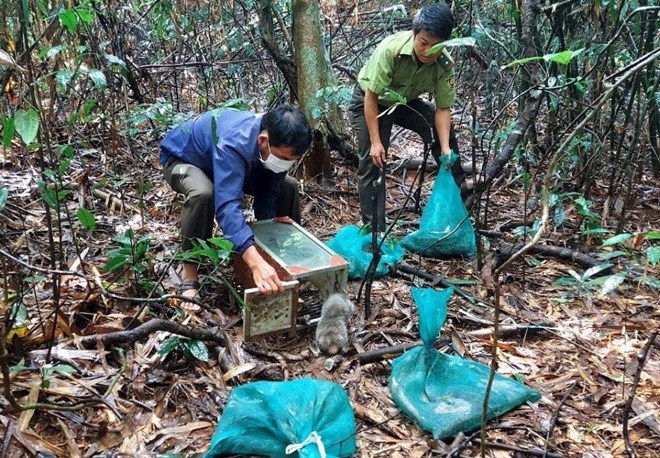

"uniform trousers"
[349, 86, 464, 233]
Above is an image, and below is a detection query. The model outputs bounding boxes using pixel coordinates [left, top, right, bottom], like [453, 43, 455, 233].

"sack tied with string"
[389, 287, 541, 440]
[401, 153, 476, 257]
[205, 378, 356, 458]
[326, 225, 404, 280]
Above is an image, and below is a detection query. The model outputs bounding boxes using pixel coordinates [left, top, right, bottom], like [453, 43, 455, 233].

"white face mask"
[260, 143, 295, 173]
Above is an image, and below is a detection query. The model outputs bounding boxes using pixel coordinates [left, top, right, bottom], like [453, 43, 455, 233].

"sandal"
[177, 280, 202, 312]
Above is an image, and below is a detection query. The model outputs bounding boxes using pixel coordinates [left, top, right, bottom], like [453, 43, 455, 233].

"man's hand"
[370, 142, 386, 168]
[434, 108, 453, 169]
[242, 246, 283, 295]
[442, 149, 453, 169]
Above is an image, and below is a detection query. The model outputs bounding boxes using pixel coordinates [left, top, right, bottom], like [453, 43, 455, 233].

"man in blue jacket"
[161, 104, 312, 309]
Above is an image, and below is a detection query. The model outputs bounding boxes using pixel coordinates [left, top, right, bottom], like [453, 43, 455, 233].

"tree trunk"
[292, 0, 344, 183]
[257, 0, 298, 101]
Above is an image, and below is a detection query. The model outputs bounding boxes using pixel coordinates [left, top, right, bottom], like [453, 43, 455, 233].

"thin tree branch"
[0, 248, 203, 307]
[543, 380, 578, 458]
[78, 318, 228, 348]
[622, 331, 657, 458]
[494, 49, 660, 276]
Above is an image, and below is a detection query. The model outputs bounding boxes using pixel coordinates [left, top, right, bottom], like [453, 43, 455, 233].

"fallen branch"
[78, 318, 227, 348]
[79, 316, 285, 379]
[353, 404, 405, 440]
[92, 188, 138, 213]
[466, 322, 554, 338]
[357, 341, 422, 365]
[495, 241, 603, 270]
[543, 380, 578, 458]
[474, 439, 564, 458]
[447, 429, 564, 458]
[394, 263, 490, 309]
[622, 331, 657, 458]
[20, 398, 115, 413]
[1, 323, 122, 414]
[356, 322, 553, 365]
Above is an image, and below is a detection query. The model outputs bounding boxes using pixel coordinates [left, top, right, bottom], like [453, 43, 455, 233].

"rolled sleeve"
[358, 45, 394, 96]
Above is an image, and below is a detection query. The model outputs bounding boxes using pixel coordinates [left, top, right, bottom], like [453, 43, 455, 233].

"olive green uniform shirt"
[357, 30, 456, 109]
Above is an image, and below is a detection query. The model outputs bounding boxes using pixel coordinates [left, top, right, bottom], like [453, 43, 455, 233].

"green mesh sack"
[389, 287, 541, 440]
[401, 153, 476, 257]
[205, 378, 356, 457]
[326, 225, 404, 280]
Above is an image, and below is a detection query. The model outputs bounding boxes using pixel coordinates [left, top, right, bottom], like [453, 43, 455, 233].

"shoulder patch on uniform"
[438, 48, 455, 71]
[446, 75, 455, 90]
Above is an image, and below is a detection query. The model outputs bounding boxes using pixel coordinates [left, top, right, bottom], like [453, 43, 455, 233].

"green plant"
[5, 300, 29, 340]
[512, 219, 541, 239]
[40, 364, 76, 389]
[502, 48, 585, 70]
[176, 236, 243, 305]
[178, 237, 233, 266]
[312, 85, 353, 120]
[645, 232, 660, 267]
[158, 336, 209, 363]
[13, 108, 40, 146]
[564, 134, 595, 173]
[594, 231, 660, 289]
[552, 263, 622, 306]
[57, 1, 95, 35]
[2, 114, 16, 148]
[553, 230, 660, 302]
[121, 100, 194, 137]
[549, 192, 601, 231]
[426, 36, 477, 55]
[77, 208, 96, 234]
[104, 229, 153, 292]
[357, 78, 408, 118]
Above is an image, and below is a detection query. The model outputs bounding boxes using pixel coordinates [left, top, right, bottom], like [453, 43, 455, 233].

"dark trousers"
[163, 158, 300, 252]
[349, 86, 464, 233]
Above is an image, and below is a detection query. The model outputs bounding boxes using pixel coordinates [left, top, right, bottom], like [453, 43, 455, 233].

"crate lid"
[252, 218, 347, 277]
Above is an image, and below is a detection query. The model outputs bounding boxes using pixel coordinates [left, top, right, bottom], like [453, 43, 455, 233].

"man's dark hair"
[412, 3, 455, 40]
[261, 104, 312, 156]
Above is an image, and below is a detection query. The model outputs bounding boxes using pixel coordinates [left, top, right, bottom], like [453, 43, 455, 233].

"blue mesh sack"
[401, 153, 476, 257]
[205, 378, 356, 457]
[326, 225, 404, 280]
[389, 287, 541, 440]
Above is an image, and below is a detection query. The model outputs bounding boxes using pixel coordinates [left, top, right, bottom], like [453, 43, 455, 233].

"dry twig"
[78, 318, 228, 348]
[622, 331, 658, 458]
[543, 380, 578, 458]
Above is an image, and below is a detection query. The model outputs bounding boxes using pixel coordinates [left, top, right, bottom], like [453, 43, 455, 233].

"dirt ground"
[1, 125, 659, 458]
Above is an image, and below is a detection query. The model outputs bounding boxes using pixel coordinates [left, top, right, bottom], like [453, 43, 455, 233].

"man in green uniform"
[349, 2, 463, 233]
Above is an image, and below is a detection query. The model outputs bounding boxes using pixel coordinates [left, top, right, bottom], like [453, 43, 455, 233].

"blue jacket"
[160, 109, 285, 254]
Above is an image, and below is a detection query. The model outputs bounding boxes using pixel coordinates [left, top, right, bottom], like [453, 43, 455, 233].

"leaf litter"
[0, 122, 658, 458]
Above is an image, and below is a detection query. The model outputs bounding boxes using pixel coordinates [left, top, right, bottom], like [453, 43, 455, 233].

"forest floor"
[0, 124, 659, 458]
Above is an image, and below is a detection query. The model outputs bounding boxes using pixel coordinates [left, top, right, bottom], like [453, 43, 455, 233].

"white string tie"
[285, 431, 327, 457]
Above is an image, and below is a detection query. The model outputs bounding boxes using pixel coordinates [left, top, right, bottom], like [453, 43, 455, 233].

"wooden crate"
[234, 217, 348, 339]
